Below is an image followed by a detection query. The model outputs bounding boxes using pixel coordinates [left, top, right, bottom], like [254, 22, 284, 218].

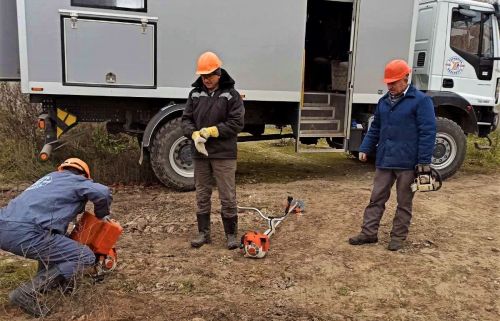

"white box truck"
[0, 0, 498, 190]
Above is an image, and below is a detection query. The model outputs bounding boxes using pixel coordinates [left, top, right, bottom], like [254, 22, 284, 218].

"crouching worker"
[0, 158, 112, 317]
[182, 51, 245, 249]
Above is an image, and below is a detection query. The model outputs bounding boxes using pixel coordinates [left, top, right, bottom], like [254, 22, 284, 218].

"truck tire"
[432, 117, 466, 180]
[150, 118, 195, 191]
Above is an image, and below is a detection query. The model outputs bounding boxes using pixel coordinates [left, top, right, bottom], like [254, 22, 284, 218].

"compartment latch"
[70, 12, 78, 29]
[141, 18, 148, 34]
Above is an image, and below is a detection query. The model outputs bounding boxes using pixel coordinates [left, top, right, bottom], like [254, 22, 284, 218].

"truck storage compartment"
[61, 12, 156, 88]
[304, 0, 353, 93]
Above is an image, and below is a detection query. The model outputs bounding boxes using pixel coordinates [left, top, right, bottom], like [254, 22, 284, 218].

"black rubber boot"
[388, 239, 403, 251]
[348, 233, 378, 245]
[222, 216, 239, 250]
[8, 267, 65, 317]
[191, 215, 211, 248]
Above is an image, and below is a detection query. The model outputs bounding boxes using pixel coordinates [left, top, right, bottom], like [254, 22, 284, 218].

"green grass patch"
[0, 257, 36, 304]
[463, 130, 500, 175]
[237, 139, 370, 185]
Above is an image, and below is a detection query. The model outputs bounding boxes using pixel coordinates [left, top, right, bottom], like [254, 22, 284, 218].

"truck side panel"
[19, 0, 307, 101]
[0, 0, 20, 80]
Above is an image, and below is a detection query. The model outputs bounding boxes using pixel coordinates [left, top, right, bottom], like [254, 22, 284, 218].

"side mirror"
[459, 8, 478, 18]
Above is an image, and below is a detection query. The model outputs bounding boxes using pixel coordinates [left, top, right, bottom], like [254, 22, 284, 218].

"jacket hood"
[192, 68, 235, 90]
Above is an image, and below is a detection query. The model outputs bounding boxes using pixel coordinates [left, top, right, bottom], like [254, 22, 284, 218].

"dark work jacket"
[181, 69, 245, 159]
[359, 85, 436, 169]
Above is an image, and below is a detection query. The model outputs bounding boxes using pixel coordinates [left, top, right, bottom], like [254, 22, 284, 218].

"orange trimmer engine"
[241, 231, 270, 259]
[70, 211, 123, 274]
[239, 196, 304, 259]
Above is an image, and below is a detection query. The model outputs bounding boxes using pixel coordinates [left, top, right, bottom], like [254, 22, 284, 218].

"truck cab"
[413, 0, 500, 177]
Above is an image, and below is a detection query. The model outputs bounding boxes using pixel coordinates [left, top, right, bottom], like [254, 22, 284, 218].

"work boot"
[191, 215, 211, 248]
[348, 233, 378, 245]
[222, 216, 239, 250]
[9, 267, 65, 317]
[388, 239, 403, 251]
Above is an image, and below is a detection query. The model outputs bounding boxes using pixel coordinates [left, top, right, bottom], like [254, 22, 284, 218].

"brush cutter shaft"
[238, 203, 297, 237]
[238, 197, 302, 259]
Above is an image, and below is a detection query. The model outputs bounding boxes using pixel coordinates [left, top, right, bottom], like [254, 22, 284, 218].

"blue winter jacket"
[359, 85, 436, 169]
[0, 171, 112, 234]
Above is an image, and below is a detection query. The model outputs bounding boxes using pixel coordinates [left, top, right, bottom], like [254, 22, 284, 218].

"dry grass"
[0, 83, 156, 185]
[1, 83, 499, 186]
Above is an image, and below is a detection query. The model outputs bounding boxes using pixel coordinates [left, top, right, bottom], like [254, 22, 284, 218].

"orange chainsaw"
[239, 196, 304, 259]
[70, 211, 123, 279]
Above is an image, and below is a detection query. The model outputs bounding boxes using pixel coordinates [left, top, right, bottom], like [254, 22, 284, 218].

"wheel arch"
[142, 103, 186, 149]
[432, 117, 467, 179]
[425, 91, 478, 135]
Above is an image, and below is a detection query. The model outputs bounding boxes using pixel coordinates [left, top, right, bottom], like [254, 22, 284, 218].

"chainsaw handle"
[431, 168, 443, 191]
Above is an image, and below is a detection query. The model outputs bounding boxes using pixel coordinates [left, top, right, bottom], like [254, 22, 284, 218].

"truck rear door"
[0, 0, 20, 81]
[349, 0, 418, 105]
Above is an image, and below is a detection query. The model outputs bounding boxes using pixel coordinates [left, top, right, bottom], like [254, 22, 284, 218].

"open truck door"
[349, 0, 418, 105]
[345, 0, 418, 152]
[346, 0, 418, 149]
[298, 0, 418, 153]
[0, 0, 20, 81]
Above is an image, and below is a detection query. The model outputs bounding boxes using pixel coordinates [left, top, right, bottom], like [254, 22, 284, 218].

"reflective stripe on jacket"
[181, 68, 245, 159]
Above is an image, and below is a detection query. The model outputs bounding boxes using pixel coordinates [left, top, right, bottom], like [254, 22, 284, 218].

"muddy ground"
[0, 142, 499, 321]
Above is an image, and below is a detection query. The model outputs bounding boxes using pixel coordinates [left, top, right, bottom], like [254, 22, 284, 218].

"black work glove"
[415, 164, 432, 184]
[416, 164, 432, 175]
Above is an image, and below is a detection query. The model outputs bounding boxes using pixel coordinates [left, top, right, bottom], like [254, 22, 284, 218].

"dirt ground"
[0, 146, 499, 321]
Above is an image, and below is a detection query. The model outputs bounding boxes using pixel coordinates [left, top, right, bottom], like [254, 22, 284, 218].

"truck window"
[481, 15, 494, 58]
[71, 0, 146, 12]
[450, 9, 493, 57]
[449, 8, 494, 80]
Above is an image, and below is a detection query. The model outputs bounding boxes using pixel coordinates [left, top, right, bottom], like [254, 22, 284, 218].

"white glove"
[192, 131, 209, 156]
[193, 138, 208, 157]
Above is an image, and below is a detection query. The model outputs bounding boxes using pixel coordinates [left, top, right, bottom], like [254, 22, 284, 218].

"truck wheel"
[432, 117, 466, 179]
[150, 118, 195, 191]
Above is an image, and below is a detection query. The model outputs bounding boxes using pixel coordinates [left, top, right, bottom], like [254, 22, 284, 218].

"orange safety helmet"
[195, 51, 222, 75]
[384, 59, 412, 84]
[58, 158, 91, 178]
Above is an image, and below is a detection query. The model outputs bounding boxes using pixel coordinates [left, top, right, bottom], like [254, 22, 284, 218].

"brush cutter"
[70, 211, 123, 279]
[238, 196, 305, 259]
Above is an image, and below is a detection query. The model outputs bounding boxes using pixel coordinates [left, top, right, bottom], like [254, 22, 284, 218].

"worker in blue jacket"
[349, 60, 436, 251]
[0, 158, 112, 317]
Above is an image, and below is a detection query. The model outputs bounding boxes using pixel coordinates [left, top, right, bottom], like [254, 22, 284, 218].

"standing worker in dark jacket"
[348, 60, 436, 251]
[182, 52, 245, 250]
[0, 158, 112, 317]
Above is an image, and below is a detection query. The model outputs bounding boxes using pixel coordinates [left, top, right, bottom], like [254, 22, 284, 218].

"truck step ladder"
[297, 92, 346, 153]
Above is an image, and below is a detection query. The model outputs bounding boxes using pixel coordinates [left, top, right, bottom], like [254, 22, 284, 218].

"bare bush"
[0, 83, 54, 181]
[0, 83, 156, 184]
[0, 83, 41, 144]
